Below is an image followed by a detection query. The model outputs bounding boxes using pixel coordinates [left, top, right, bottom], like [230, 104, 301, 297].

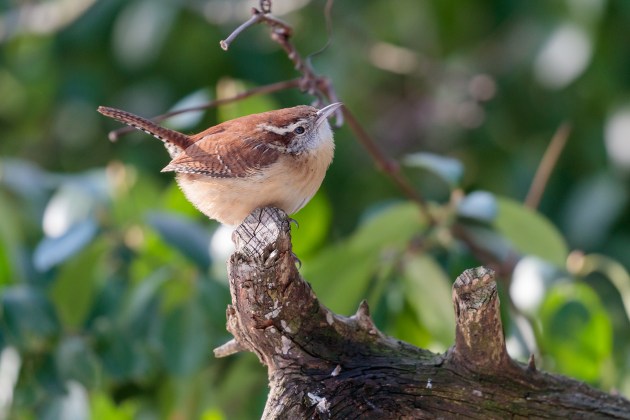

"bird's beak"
[316, 102, 343, 126]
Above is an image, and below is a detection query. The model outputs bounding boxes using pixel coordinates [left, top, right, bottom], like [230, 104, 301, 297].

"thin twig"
[220, 13, 262, 51]
[220, 7, 293, 51]
[220, 6, 342, 125]
[260, 0, 271, 14]
[219, 3, 438, 223]
[343, 107, 436, 226]
[108, 78, 301, 140]
[305, 0, 335, 63]
[524, 122, 571, 209]
[450, 223, 519, 278]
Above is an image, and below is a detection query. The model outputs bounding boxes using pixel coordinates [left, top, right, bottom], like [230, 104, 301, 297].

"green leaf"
[91, 392, 138, 420]
[50, 239, 106, 329]
[494, 196, 568, 266]
[55, 337, 100, 388]
[301, 243, 378, 315]
[457, 191, 498, 223]
[351, 202, 427, 251]
[164, 88, 212, 131]
[304, 202, 427, 314]
[160, 301, 210, 376]
[561, 171, 627, 248]
[146, 212, 212, 270]
[201, 408, 227, 420]
[160, 182, 201, 219]
[0, 158, 55, 202]
[196, 276, 231, 338]
[94, 275, 174, 385]
[1, 285, 61, 352]
[0, 237, 12, 285]
[33, 218, 99, 272]
[97, 331, 135, 381]
[454, 219, 515, 264]
[291, 192, 332, 257]
[216, 79, 278, 121]
[539, 282, 613, 382]
[213, 355, 267, 417]
[403, 152, 464, 188]
[0, 191, 23, 283]
[388, 299, 431, 349]
[84, 277, 129, 331]
[123, 269, 170, 332]
[111, 172, 163, 227]
[401, 254, 455, 349]
[37, 382, 91, 420]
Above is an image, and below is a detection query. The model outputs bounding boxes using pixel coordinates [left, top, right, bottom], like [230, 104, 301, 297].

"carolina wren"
[97, 103, 342, 225]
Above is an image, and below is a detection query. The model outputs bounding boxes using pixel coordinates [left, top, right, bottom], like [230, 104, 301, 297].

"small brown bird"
[97, 103, 342, 225]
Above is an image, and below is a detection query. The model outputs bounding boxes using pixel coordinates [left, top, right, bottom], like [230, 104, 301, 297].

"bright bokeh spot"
[510, 257, 554, 314]
[210, 224, 235, 264]
[605, 107, 630, 170]
[534, 23, 592, 89]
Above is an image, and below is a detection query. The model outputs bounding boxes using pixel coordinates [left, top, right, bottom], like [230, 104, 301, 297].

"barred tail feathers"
[97, 106, 192, 157]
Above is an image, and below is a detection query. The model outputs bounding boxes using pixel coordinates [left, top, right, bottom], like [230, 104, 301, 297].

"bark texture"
[214, 207, 630, 419]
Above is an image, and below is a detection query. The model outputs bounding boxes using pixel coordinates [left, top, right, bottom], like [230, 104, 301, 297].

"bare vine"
[107, 0, 573, 278]
[108, 79, 300, 140]
[108, 0, 437, 225]
[220, 1, 342, 122]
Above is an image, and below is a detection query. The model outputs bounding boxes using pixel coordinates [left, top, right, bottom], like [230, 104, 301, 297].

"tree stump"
[214, 207, 630, 419]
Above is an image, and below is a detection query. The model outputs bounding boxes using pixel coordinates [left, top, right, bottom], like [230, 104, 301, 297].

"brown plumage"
[97, 103, 341, 224]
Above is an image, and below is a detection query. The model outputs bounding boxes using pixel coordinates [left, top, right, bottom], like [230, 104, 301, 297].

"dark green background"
[1, 0, 629, 418]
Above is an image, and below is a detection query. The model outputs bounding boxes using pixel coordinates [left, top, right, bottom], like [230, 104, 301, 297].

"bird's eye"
[293, 126, 305, 134]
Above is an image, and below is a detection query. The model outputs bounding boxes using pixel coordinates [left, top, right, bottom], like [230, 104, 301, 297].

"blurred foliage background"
[1, 0, 630, 418]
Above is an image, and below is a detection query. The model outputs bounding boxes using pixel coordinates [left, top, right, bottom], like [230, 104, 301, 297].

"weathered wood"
[215, 207, 630, 419]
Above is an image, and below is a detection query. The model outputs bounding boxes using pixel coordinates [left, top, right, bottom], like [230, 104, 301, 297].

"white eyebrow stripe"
[257, 120, 307, 135]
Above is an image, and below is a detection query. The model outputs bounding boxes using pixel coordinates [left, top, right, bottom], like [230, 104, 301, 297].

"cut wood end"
[233, 207, 289, 259]
[453, 266, 497, 312]
[453, 266, 495, 293]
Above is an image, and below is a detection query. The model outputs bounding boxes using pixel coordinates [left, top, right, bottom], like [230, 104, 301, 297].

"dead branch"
[216, 207, 630, 418]
[107, 79, 301, 140]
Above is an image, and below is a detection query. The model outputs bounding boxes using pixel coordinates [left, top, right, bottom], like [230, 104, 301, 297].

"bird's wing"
[162, 129, 281, 178]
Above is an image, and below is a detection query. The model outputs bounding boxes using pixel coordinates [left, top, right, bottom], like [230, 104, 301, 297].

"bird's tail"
[97, 106, 192, 158]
